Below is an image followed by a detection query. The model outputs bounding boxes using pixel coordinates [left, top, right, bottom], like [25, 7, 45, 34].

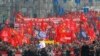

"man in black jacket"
[40, 48, 48, 56]
[7, 48, 14, 56]
[81, 42, 89, 56]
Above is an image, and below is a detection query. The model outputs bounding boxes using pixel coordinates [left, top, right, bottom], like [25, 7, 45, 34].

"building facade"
[0, 0, 100, 23]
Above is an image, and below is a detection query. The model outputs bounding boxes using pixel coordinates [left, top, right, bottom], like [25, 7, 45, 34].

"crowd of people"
[21, 40, 100, 56]
[0, 11, 100, 56]
[0, 38, 100, 56]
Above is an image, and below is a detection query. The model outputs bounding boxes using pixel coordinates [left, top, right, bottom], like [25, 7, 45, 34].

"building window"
[0, 0, 3, 5]
[63, 0, 67, 3]
[43, 0, 46, 3]
[24, 0, 30, 4]
[26, 0, 29, 1]
[21, 8, 27, 16]
[95, 0, 100, 1]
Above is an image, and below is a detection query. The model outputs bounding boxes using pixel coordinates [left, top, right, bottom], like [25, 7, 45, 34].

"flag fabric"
[25, 20, 33, 35]
[40, 21, 48, 31]
[81, 31, 87, 38]
[0, 27, 11, 42]
[87, 28, 96, 42]
[1, 11, 99, 45]
[15, 12, 24, 23]
[80, 14, 87, 22]
[79, 28, 88, 40]
[38, 31, 47, 39]
[0, 26, 27, 47]
[54, 20, 74, 43]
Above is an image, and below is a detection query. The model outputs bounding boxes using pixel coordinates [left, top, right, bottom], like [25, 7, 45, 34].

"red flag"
[97, 22, 100, 31]
[16, 34, 23, 46]
[15, 12, 24, 23]
[87, 28, 96, 42]
[54, 24, 62, 43]
[0, 27, 12, 42]
[19, 24, 25, 36]
[80, 14, 87, 22]
[23, 37, 30, 44]
[40, 21, 48, 31]
[26, 21, 33, 35]
[70, 20, 77, 33]
[10, 38, 18, 47]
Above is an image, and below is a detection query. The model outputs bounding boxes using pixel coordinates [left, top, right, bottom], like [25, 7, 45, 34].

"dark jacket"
[81, 45, 89, 56]
[40, 48, 48, 56]
[8, 50, 13, 56]
[66, 50, 70, 56]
